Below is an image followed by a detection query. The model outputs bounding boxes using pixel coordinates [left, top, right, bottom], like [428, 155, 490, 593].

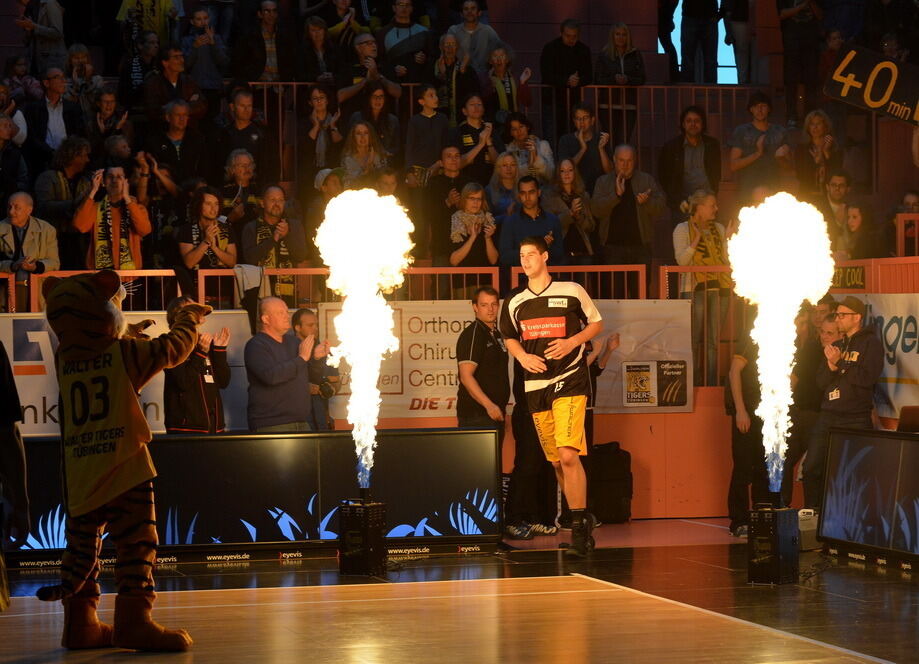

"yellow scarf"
[490, 72, 517, 116]
[94, 198, 136, 270]
[689, 221, 731, 289]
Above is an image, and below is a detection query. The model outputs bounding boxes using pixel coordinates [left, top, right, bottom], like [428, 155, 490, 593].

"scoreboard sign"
[823, 46, 919, 127]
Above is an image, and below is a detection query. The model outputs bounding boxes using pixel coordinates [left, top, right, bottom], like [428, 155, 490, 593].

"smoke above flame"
[315, 189, 414, 488]
[728, 192, 834, 492]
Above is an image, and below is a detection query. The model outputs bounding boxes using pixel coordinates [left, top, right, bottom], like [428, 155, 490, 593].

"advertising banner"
[4, 298, 693, 436]
[865, 293, 919, 419]
[318, 299, 694, 418]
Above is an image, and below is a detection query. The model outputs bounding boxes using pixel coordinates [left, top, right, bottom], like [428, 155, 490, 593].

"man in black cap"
[803, 296, 883, 510]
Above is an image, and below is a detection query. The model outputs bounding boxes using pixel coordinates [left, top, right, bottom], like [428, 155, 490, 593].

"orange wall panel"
[341, 387, 734, 520]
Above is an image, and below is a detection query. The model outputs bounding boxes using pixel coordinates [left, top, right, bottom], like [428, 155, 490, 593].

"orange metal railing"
[197, 266, 501, 308]
[29, 269, 182, 312]
[894, 213, 919, 257]
[510, 264, 647, 300]
[1, 274, 14, 313]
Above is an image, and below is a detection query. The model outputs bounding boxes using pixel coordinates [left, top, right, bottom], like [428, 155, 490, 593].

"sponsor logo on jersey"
[548, 298, 567, 308]
[520, 317, 566, 340]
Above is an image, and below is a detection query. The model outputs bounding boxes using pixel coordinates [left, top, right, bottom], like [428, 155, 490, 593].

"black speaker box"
[338, 498, 387, 576]
[748, 505, 799, 584]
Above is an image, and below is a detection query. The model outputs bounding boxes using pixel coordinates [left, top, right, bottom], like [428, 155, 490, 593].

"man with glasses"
[336, 34, 402, 120]
[143, 46, 207, 127]
[22, 68, 83, 180]
[816, 169, 852, 247]
[803, 296, 883, 510]
[557, 103, 611, 195]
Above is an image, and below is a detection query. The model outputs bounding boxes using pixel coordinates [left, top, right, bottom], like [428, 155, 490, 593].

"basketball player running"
[499, 236, 603, 556]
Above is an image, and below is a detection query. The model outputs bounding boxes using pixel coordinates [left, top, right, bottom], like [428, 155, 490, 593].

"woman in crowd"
[163, 295, 231, 435]
[177, 185, 238, 307]
[221, 149, 262, 256]
[449, 182, 498, 268]
[86, 85, 132, 163]
[673, 189, 731, 386]
[486, 151, 518, 223]
[542, 159, 597, 265]
[297, 85, 343, 196]
[504, 111, 554, 182]
[795, 109, 842, 203]
[480, 46, 531, 131]
[64, 44, 104, 117]
[340, 120, 385, 187]
[431, 32, 479, 127]
[594, 22, 645, 145]
[300, 16, 338, 85]
[348, 81, 400, 165]
[2, 56, 43, 105]
[838, 201, 883, 260]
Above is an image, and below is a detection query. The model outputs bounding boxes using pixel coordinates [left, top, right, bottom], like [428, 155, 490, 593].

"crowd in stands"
[1, 0, 917, 325]
[0, 1, 909, 549]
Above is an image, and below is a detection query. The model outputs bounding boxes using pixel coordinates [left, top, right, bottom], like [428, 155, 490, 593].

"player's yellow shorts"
[531, 395, 588, 462]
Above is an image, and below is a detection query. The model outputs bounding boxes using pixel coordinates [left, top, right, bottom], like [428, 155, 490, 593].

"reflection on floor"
[4, 518, 915, 663]
[1, 576, 885, 663]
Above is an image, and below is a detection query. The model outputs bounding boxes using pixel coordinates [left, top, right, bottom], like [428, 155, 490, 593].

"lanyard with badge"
[828, 336, 852, 401]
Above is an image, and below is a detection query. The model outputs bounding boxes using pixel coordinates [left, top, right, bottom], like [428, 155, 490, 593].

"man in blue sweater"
[498, 175, 565, 268]
[244, 297, 330, 432]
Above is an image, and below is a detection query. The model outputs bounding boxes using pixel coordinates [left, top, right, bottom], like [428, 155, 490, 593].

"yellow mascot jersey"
[57, 341, 155, 516]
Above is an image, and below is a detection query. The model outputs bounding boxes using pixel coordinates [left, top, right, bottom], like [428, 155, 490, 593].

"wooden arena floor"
[0, 574, 888, 663]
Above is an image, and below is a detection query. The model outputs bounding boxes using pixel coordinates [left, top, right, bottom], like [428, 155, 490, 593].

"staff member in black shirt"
[804, 296, 883, 510]
[456, 285, 509, 428]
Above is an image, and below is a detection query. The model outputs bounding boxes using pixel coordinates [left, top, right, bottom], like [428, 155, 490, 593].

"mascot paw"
[125, 319, 156, 340]
[182, 302, 213, 324]
[113, 595, 193, 652]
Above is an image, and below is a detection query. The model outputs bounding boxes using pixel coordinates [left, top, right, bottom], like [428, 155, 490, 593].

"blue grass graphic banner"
[822, 430, 919, 556]
[18, 429, 501, 551]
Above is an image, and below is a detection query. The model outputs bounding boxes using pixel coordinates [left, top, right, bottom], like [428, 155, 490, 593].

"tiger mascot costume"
[36, 270, 209, 651]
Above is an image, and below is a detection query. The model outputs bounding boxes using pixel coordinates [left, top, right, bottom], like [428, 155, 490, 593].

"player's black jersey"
[499, 280, 602, 412]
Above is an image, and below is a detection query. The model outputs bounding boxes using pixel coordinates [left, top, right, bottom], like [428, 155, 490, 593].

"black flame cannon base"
[747, 504, 799, 584]
[338, 494, 387, 576]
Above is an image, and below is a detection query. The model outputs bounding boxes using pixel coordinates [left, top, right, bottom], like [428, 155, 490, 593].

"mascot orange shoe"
[36, 270, 209, 651]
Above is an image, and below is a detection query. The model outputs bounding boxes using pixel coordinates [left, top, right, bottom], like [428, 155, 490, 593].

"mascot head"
[43, 270, 128, 360]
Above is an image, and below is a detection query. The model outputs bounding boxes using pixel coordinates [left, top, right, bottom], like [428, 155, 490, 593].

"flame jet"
[728, 193, 834, 491]
[316, 189, 414, 488]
